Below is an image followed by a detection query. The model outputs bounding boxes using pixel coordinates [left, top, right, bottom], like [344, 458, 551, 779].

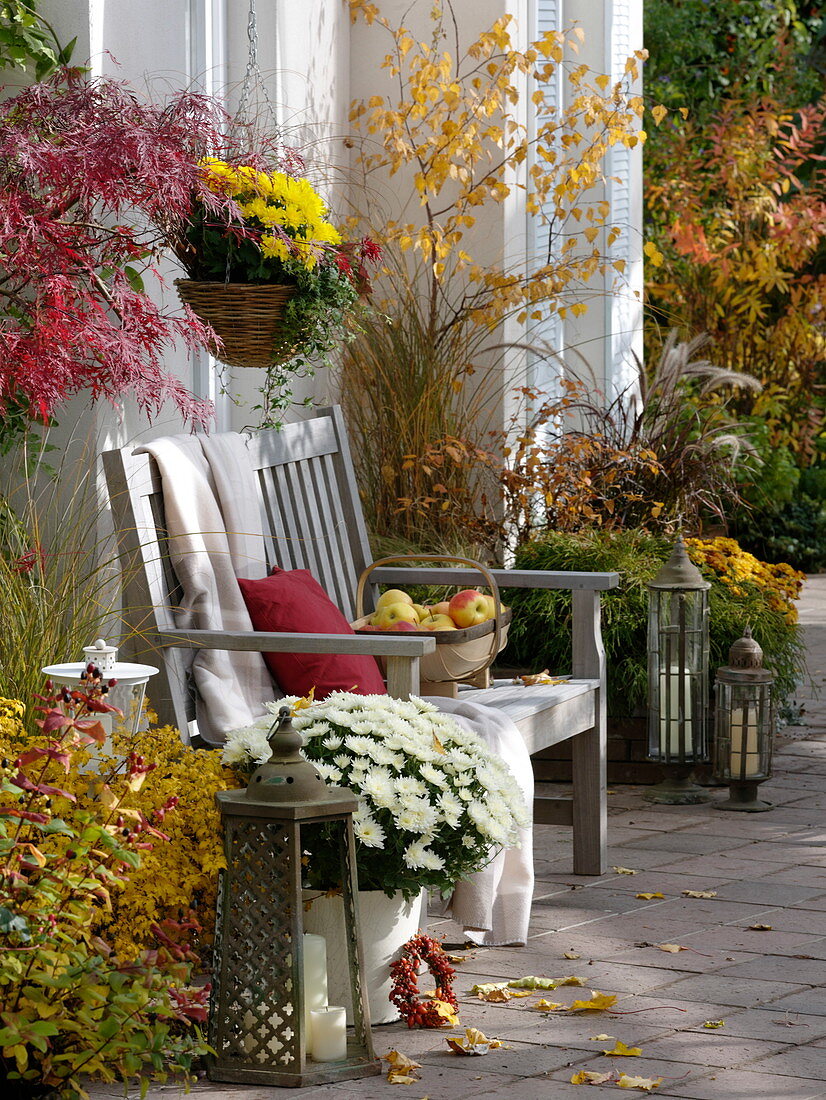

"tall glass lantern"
[645, 536, 712, 804]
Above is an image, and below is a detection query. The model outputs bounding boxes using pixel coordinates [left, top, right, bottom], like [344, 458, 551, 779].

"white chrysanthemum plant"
[222, 692, 529, 901]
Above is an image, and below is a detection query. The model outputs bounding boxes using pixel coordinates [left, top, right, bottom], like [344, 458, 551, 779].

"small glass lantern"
[645, 536, 712, 804]
[42, 638, 158, 741]
[713, 628, 774, 812]
[208, 707, 380, 1088]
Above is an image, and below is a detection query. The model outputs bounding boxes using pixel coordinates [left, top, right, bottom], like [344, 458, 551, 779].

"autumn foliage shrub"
[504, 531, 804, 719]
[0, 679, 209, 1100]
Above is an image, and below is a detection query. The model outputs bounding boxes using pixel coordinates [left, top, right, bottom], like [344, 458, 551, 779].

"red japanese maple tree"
[0, 70, 241, 441]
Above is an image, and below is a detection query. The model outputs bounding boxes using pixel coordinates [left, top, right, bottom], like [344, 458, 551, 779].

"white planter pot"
[303, 889, 424, 1024]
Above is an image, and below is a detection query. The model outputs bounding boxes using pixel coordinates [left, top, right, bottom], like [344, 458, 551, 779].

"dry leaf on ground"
[613, 866, 639, 875]
[657, 944, 686, 953]
[507, 975, 584, 990]
[635, 892, 665, 900]
[532, 998, 563, 1011]
[428, 999, 459, 1025]
[571, 1070, 613, 1085]
[470, 981, 509, 997]
[590, 1034, 615, 1041]
[603, 1040, 642, 1056]
[702, 1020, 725, 1029]
[567, 991, 618, 1012]
[564, 951, 582, 960]
[384, 1050, 422, 1084]
[682, 890, 717, 899]
[446, 1028, 504, 1055]
[749, 923, 773, 931]
[617, 1073, 662, 1091]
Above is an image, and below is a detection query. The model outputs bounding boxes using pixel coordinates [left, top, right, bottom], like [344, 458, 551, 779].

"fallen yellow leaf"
[703, 1020, 725, 1029]
[446, 1028, 504, 1055]
[567, 991, 618, 1013]
[533, 998, 563, 1011]
[657, 944, 686, 953]
[636, 892, 664, 900]
[682, 890, 716, 899]
[589, 1034, 615, 1041]
[384, 1050, 422, 1084]
[613, 866, 638, 875]
[477, 988, 512, 1003]
[603, 1040, 642, 1057]
[571, 1070, 612, 1085]
[429, 999, 459, 1025]
[564, 951, 582, 960]
[617, 1073, 662, 1092]
[470, 981, 509, 997]
[749, 924, 773, 931]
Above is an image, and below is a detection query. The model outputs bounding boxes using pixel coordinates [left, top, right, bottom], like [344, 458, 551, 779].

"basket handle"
[355, 554, 503, 672]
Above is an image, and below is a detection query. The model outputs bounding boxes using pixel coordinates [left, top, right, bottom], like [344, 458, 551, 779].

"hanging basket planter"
[175, 280, 298, 369]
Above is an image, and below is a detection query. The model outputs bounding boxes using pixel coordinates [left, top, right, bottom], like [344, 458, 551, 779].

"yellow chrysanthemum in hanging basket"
[170, 157, 380, 415]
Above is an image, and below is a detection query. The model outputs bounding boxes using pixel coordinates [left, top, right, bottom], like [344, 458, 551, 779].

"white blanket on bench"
[137, 432, 533, 945]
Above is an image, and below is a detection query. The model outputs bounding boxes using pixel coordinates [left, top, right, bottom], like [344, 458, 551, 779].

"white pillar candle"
[302, 932, 328, 1054]
[659, 667, 693, 756]
[729, 707, 761, 778]
[310, 1005, 346, 1062]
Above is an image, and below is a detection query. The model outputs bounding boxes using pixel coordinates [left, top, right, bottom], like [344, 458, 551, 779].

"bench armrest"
[369, 566, 619, 591]
[156, 629, 433, 701]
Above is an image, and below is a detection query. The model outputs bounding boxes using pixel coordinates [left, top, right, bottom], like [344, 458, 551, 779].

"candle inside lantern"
[729, 706, 761, 778]
[302, 932, 328, 1055]
[659, 667, 693, 756]
[310, 1005, 346, 1062]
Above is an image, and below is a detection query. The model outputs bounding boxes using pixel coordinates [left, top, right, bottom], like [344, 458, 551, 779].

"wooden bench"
[102, 406, 618, 874]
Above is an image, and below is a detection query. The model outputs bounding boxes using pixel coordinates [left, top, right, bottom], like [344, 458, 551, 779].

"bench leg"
[571, 725, 607, 875]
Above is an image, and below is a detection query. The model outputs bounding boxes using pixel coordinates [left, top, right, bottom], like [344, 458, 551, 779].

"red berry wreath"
[389, 933, 458, 1028]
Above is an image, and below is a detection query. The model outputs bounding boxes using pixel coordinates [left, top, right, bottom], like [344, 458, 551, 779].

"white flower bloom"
[438, 791, 464, 828]
[366, 741, 402, 768]
[315, 763, 343, 785]
[418, 763, 448, 789]
[360, 767, 397, 810]
[403, 840, 432, 870]
[333, 754, 352, 771]
[394, 775, 427, 798]
[395, 797, 439, 834]
[462, 834, 477, 848]
[353, 814, 386, 849]
[322, 733, 343, 750]
[344, 735, 375, 757]
[221, 727, 271, 768]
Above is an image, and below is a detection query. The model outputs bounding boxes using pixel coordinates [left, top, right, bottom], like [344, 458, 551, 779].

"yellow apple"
[371, 601, 419, 629]
[448, 589, 490, 628]
[482, 594, 502, 620]
[431, 600, 451, 617]
[411, 603, 428, 622]
[376, 588, 414, 609]
[420, 613, 458, 631]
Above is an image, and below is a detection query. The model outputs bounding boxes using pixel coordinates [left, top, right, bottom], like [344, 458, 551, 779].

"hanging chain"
[236, 0, 278, 131]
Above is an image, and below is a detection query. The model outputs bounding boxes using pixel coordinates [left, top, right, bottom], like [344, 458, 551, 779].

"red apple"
[448, 589, 490, 628]
[432, 600, 451, 616]
[390, 619, 419, 631]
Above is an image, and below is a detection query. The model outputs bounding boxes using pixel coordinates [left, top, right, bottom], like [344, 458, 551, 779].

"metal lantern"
[713, 628, 774, 812]
[42, 638, 158, 741]
[208, 707, 380, 1088]
[645, 536, 712, 804]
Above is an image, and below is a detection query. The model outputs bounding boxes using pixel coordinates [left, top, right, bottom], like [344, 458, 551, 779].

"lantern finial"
[246, 706, 329, 803]
[728, 627, 764, 669]
[647, 534, 710, 591]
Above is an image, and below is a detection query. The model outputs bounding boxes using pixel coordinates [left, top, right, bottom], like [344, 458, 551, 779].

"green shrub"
[503, 530, 805, 719]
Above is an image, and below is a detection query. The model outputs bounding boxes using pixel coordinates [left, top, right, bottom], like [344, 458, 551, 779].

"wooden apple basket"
[353, 555, 511, 696]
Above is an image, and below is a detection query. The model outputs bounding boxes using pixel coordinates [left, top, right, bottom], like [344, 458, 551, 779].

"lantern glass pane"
[647, 588, 710, 764]
[713, 680, 773, 781]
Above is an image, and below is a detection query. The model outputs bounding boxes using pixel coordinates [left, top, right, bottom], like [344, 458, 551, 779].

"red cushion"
[237, 568, 387, 699]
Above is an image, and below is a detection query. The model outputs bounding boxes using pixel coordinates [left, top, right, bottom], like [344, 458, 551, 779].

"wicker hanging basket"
[175, 280, 298, 369]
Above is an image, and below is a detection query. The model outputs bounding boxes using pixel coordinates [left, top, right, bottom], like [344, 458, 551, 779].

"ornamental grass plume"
[223, 693, 529, 900]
